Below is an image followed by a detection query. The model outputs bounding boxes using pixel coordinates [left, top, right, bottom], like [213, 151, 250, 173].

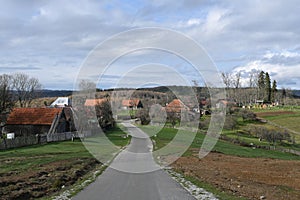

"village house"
[84, 98, 107, 107]
[4, 107, 75, 137]
[165, 99, 190, 113]
[121, 99, 143, 110]
[50, 97, 71, 108]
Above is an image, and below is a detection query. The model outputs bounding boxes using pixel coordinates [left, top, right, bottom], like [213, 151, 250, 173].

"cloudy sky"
[1, 0, 300, 89]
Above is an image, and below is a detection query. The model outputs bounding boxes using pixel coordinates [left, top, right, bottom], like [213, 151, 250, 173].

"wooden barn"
[4, 107, 75, 137]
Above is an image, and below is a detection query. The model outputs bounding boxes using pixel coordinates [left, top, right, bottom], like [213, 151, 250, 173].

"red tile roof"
[84, 99, 107, 107]
[166, 99, 189, 113]
[6, 108, 63, 125]
[122, 99, 140, 107]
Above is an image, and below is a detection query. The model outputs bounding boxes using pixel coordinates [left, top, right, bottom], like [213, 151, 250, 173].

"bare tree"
[232, 72, 241, 89]
[0, 74, 14, 114]
[248, 70, 259, 88]
[231, 72, 242, 105]
[221, 72, 233, 100]
[12, 73, 42, 107]
[79, 79, 96, 91]
[221, 72, 232, 88]
[95, 100, 115, 129]
[78, 79, 97, 99]
[248, 70, 260, 103]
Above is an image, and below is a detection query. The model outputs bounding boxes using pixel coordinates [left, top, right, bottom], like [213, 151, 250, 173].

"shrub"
[198, 116, 210, 130]
[223, 115, 238, 130]
[248, 125, 291, 146]
[239, 109, 257, 121]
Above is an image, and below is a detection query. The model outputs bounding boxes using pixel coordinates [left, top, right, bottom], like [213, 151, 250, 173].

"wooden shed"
[4, 107, 74, 137]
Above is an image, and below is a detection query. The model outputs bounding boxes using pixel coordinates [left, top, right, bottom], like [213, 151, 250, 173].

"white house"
[50, 97, 70, 108]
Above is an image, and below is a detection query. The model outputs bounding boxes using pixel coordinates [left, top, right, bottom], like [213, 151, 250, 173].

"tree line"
[257, 71, 277, 102]
[0, 73, 42, 115]
[221, 70, 280, 105]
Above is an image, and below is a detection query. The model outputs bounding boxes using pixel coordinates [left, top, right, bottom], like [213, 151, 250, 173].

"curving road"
[73, 122, 196, 200]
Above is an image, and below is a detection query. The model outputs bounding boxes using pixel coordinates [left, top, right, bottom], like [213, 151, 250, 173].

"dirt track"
[256, 111, 296, 117]
[172, 152, 300, 200]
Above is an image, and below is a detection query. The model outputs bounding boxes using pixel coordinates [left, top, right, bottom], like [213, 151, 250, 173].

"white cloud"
[202, 8, 230, 35]
[263, 51, 300, 59]
[187, 18, 202, 26]
[233, 51, 300, 89]
[177, 18, 203, 28]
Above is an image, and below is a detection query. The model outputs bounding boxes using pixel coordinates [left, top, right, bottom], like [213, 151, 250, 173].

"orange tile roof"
[6, 108, 63, 125]
[166, 99, 189, 113]
[84, 99, 107, 107]
[122, 99, 140, 107]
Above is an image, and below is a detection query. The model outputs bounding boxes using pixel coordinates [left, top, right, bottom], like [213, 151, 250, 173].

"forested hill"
[293, 90, 300, 98]
[38, 90, 73, 97]
[37, 88, 300, 99]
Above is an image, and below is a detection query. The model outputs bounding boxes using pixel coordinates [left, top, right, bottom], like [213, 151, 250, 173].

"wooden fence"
[0, 132, 78, 150]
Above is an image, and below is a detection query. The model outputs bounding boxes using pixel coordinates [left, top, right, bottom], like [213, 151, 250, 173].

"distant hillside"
[38, 90, 73, 98]
[138, 86, 172, 93]
[36, 88, 300, 100]
[293, 90, 300, 98]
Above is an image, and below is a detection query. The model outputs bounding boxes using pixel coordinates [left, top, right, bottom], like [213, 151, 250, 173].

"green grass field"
[81, 126, 130, 162]
[140, 126, 300, 160]
[263, 113, 300, 132]
[0, 126, 129, 174]
[0, 140, 97, 199]
[212, 138, 299, 160]
[0, 125, 129, 199]
[105, 125, 131, 147]
[0, 140, 92, 174]
[254, 109, 300, 143]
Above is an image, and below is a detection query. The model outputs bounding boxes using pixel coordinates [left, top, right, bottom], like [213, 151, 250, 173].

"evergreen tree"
[265, 72, 271, 102]
[271, 80, 277, 102]
[258, 71, 265, 100]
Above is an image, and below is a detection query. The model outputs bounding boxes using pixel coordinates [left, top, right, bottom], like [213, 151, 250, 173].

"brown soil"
[0, 158, 100, 200]
[256, 111, 296, 118]
[172, 152, 300, 200]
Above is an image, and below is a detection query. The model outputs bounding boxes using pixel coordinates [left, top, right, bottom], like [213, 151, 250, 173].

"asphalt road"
[73, 122, 196, 200]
